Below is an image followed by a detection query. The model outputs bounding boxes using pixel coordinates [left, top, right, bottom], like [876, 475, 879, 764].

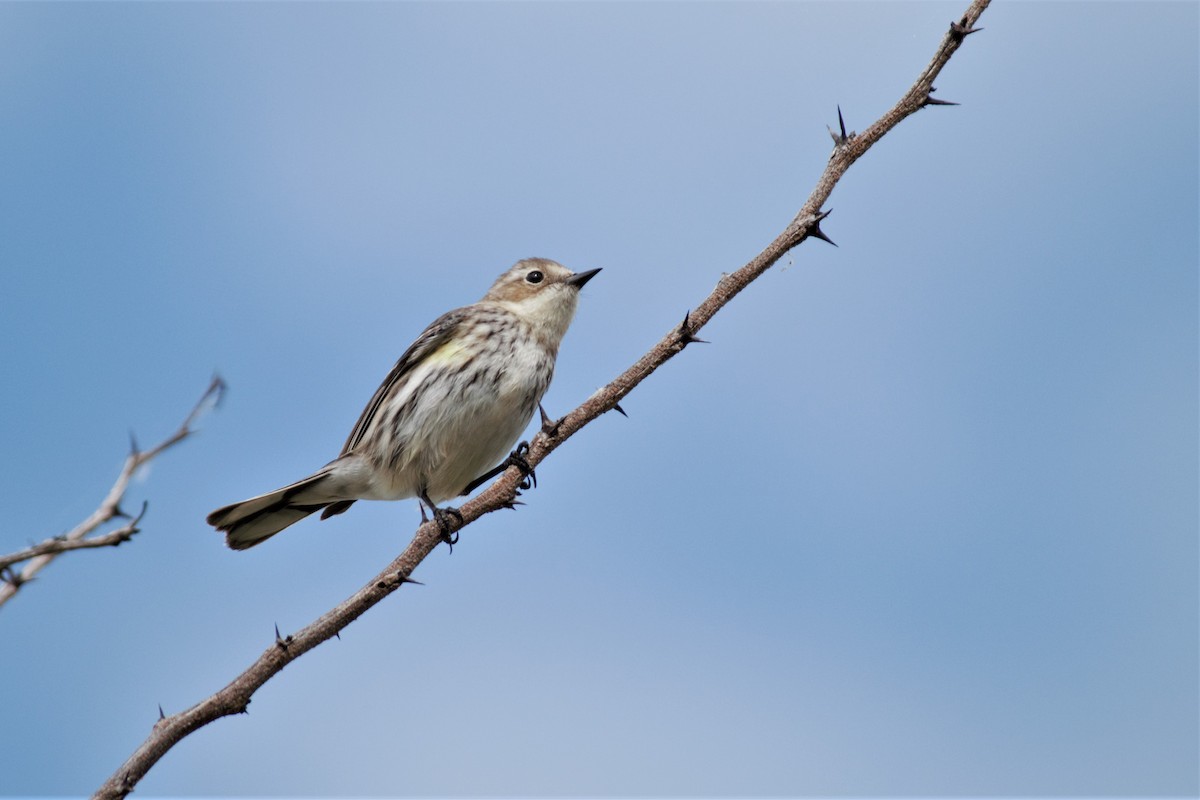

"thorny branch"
[93, 3, 989, 797]
[0, 503, 148, 570]
[0, 377, 225, 610]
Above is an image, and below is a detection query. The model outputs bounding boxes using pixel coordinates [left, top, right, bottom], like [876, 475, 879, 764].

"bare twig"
[0, 502, 148, 570]
[0, 377, 225, 609]
[93, 4, 988, 796]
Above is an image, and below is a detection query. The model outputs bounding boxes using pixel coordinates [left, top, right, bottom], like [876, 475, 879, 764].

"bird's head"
[482, 258, 600, 345]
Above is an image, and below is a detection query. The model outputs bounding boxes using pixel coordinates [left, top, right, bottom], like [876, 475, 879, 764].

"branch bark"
[92, 3, 989, 796]
[0, 377, 225, 610]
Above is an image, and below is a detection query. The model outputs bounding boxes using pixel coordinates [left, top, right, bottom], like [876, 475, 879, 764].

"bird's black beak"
[567, 268, 601, 288]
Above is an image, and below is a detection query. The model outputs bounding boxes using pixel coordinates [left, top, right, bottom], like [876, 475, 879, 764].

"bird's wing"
[338, 307, 468, 456]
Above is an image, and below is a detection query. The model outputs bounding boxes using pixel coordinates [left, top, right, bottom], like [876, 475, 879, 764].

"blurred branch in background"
[0, 376, 225, 611]
[93, 2, 989, 797]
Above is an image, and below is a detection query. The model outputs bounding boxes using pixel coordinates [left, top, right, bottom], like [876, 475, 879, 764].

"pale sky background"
[1, 2, 1196, 797]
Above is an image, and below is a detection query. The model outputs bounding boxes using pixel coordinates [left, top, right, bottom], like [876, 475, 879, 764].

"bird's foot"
[433, 506, 464, 549]
[505, 441, 537, 490]
[421, 495, 464, 551]
[460, 441, 537, 496]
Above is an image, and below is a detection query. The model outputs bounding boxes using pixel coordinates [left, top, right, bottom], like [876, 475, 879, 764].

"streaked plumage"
[207, 258, 598, 550]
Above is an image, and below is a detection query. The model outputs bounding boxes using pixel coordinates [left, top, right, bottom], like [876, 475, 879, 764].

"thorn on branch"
[538, 403, 562, 437]
[923, 92, 960, 107]
[950, 18, 982, 42]
[207, 374, 228, 408]
[175, 374, 227, 440]
[676, 311, 709, 348]
[828, 104, 856, 146]
[1, 566, 26, 588]
[158, 704, 166, 721]
[128, 500, 149, 528]
[612, 403, 628, 418]
[376, 570, 424, 591]
[805, 208, 838, 247]
[128, 430, 140, 458]
[274, 623, 292, 649]
[193, 375, 227, 420]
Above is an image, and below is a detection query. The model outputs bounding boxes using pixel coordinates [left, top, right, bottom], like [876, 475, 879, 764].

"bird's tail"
[207, 468, 356, 550]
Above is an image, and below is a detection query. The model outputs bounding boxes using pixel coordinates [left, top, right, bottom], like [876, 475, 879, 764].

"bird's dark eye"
[526, 270, 544, 284]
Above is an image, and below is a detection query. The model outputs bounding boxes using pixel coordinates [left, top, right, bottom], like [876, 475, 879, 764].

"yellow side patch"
[424, 339, 471, 366]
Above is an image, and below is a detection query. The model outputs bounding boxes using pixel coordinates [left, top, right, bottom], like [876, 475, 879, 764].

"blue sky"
[1, 1, 1196, 796]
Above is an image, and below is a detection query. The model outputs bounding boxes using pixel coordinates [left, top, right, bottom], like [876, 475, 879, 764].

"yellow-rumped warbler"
[207, 258, 599, 550]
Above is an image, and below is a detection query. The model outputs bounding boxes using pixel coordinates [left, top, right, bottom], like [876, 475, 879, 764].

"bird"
[207, 258, 600, 550]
